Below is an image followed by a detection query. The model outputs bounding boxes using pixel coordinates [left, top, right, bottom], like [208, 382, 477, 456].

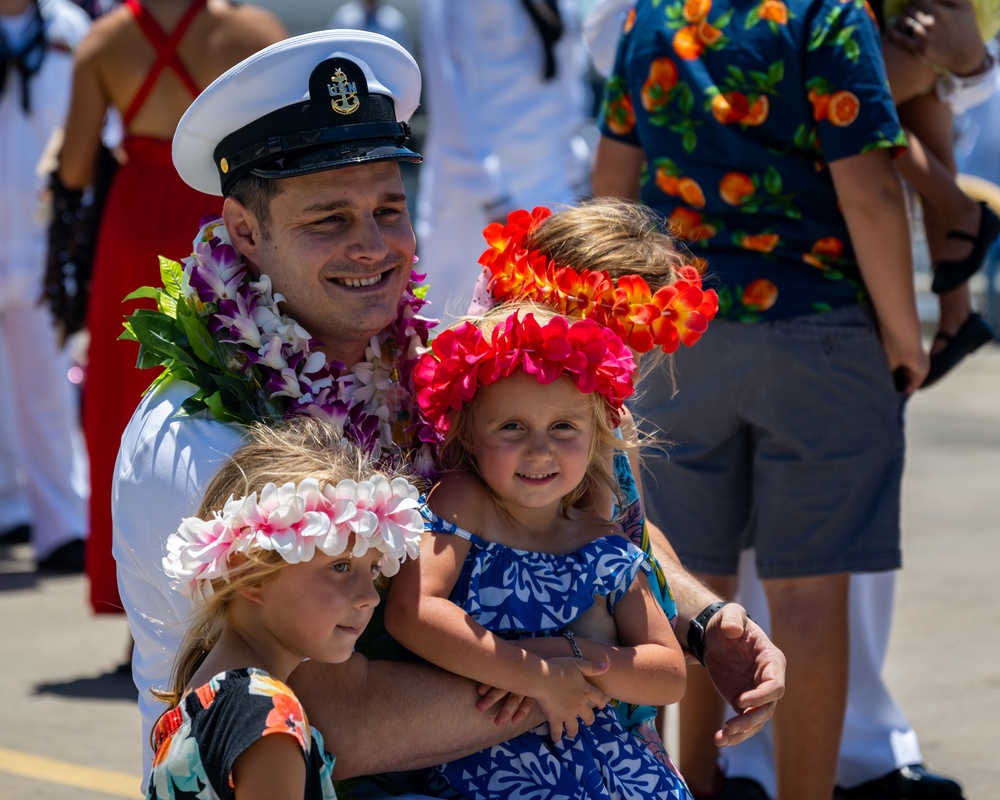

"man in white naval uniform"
[0, 0, 89, 571]
[415, 0, 593, 321]
[114, 27, 786, 797]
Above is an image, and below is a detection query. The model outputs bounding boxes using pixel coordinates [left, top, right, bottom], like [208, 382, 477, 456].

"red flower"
[414, 313, 636, 435]
[478, 209, 720, 354]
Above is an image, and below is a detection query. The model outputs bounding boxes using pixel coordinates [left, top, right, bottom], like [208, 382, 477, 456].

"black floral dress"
[146, 668, 337, 799]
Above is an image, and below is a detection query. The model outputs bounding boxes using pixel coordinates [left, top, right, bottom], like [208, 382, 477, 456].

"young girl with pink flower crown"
[386, 304, 695, 800]
[145, 418, 424, 800]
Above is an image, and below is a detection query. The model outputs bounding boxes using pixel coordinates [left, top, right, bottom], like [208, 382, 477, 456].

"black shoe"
[931, 201, 1000, 295]
[693, 777, 771, 800]
[36, 538, 85, 573]
[922, 313, 994, 389]
[0, 523, 31, 545]
[836, 764, 965, 799]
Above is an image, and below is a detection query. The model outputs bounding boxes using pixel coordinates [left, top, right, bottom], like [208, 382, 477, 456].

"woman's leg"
[896, 93, 979, 340]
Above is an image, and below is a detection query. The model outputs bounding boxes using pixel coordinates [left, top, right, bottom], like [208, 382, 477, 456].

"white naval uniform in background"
[415, 0, 592, 322]
[0, 0, 90, 559]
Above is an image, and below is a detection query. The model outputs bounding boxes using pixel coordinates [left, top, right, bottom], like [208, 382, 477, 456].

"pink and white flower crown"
[414, 312, 636, 435]
[163, 475, 424, 599]
[479, 206, 718, 354]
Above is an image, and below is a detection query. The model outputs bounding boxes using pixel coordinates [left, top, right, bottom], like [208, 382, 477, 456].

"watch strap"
[687, 600, 730, 666]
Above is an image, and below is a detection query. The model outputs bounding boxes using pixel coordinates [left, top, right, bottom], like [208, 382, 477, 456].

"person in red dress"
[57, 0, 285, 621]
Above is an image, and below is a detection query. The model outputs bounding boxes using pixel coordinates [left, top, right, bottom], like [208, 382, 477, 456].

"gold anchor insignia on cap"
[328, 68, 360, 115]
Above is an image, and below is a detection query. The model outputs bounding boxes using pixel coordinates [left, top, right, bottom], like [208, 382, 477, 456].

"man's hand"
[701, 603, 786, 746]
[888, 0, 988, 77]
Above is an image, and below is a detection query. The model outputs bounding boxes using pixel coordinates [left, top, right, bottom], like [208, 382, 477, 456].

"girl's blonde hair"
[526, 198, 689, 289]
[436, 302, 628, 518]
[154, 417, 421, 711]
[526, 198, 691, 380]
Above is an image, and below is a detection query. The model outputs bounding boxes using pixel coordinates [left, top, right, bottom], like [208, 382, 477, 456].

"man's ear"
[222, 196, 261, 264]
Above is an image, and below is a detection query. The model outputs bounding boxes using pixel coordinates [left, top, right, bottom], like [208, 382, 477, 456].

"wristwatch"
[687, 601, 730, 666]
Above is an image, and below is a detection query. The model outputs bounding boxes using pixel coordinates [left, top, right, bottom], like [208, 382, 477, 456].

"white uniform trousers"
[0, 285, 87, 558]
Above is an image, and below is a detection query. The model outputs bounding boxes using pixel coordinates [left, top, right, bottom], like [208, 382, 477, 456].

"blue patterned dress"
[423, 510, 693, 800]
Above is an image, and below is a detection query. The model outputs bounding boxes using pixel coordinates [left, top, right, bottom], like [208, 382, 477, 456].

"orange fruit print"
[743, 95, 769, 125]
[656, 169, 682, 195]
[606, 95, 636, 135]
[711, 91, 750, 123]
[679, 177, 706, 207]
[812, 237, 844, 258]
[684, 0, 712, 22]
[739, 233, 780, 252]
[673, 24, 704, 59]
[827, 90, 860, 126]
[642, 58, 679, 110]
[719, 172, 755, 205]
[697, 19, 723, 45]
[759, 0, 789, 23]
[742, 279, 778, 311]
[669, 207, 705, 239]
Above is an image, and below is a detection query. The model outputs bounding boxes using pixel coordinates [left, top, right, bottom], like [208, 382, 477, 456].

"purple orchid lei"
[129, 217, 439, 478]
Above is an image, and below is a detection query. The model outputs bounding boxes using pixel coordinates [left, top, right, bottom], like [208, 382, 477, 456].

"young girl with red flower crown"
[386, 303, 696, 800]
[145, 418, 424, 800]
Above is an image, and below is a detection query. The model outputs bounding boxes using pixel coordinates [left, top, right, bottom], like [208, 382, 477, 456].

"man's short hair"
[226, 172, 281, 234]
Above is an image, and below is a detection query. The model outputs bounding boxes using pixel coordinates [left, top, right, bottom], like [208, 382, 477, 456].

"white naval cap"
[172, 30, 422, 196]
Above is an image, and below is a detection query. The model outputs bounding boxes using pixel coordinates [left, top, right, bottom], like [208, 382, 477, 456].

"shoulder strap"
[122, 0, 206, 126]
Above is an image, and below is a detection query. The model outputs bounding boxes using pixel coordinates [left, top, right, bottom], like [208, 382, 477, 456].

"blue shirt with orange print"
[599, 0, 908, 322]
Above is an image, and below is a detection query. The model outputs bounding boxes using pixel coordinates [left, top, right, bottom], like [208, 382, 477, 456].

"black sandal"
[922, 312, 994, 388]
[931, 201, 1000, 295]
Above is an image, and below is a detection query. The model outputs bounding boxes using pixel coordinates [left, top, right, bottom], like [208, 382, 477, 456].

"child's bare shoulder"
[427, 471, 489, 531]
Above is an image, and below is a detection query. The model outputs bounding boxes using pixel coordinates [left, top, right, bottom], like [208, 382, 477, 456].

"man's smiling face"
[233, 161, 416, 367]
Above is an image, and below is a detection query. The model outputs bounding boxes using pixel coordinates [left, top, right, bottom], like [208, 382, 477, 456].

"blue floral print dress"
[146, 668, 337, 800]
[422, 509, 693, 800]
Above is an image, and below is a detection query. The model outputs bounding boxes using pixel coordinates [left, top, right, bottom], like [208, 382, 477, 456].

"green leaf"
[123, 286, 160, 302]
[768, 61, 785, 85]
[203, 390, 246, 424]
[178, 313, 221, 367]
[727, 65, 746, 84]
[159, 257, 185, 297]
[676, 83, 694, 114]
[763, 166, 782, 195]
[129, 322, 198, 369]
[714, 8, 734, 27]
[844, 38, 860, 62]
[717, 286, 734, 315]
[682, 129, 697, 153]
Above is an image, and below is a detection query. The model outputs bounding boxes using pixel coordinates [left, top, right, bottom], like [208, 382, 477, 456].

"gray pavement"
[1, 344, 998, 800]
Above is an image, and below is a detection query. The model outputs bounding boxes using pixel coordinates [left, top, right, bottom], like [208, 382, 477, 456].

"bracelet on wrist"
[563, 629, 584, 660]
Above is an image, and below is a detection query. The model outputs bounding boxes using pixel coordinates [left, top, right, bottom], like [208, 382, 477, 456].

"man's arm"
[646, 522, 786, 745]
[829, 150, 929, 391]
[289, 655, 542, 779]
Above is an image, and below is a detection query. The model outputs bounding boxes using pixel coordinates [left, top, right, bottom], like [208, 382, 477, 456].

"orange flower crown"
[414, 313, 636, 435]
[479, 207, 719, 354]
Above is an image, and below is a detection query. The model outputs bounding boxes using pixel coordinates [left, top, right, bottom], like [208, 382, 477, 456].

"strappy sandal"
[921, 312, 994, 388]
[931, 201, 1000, 295]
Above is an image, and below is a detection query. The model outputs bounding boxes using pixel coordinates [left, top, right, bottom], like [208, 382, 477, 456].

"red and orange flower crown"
[479, 207, 718, 354]
[414, 312, 636, 435]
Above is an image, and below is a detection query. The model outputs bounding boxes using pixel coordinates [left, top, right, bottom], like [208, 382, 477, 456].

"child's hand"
[536, 657, 610, 742]
[475, 684, 537, 725]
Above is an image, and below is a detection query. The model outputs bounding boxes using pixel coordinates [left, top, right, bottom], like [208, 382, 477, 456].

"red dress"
[84, 0, 219, 613]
